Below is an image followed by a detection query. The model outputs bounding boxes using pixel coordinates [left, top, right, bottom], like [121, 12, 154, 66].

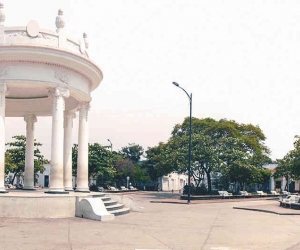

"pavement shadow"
[138, 191, 182, 200]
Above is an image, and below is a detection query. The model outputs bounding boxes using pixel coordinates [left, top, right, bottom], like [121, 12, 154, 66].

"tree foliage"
[145, 117, 271, 193]
[72, 143, 116, 185]
[119, 143, 144, 163]
[116, 144, 150, 185]
[275, 136, 300, 190]
[145, 142, 180, 182]
[5, 135, 49, 184]
[72, 142, 150, 188]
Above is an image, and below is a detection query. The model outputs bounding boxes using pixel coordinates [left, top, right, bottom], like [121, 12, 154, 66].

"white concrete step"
[91, 193, 106, 198]
[96, 194, 131, 217]
[100, 196, 111, 201]
[106, 203, 124, 211]
[110, 207, 130, 216]
[103, 200, 117, 206]
[75, 198, 114, 221]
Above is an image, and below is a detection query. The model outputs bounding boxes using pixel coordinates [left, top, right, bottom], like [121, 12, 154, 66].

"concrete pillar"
[0, 83, 7, 193]
[47, 87, 69, 194]
[76, 102, 90, 192]
[282, 178, 286, 192]
[269, 176, 275, 191]
[23, 114, 37, 190]
[63, 111, 76, 191]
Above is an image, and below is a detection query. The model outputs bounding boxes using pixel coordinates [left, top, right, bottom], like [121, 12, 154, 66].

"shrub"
[195, 183, 208, 195]
[89, 183, 98, 191]
[183, 183, 208, 195]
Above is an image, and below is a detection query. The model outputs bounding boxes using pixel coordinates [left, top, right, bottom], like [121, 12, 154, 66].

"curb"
[150, 200, 192, 204]
[233, 206, 300, 215]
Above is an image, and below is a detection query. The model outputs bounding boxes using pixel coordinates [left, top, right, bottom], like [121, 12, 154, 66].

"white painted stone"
[26, 20, 40, 38]
[55, 9, 65, 33]
[0, 8, 103, 195]
[64, 111, 75, 191]
[0, 196, 75, 218]
[108, 194, 145, 212]
[76, 102, 90, 192]
[0, 3, 5, 26]
[48, 87, 69, 193]
[23, 114, 37, 190]
[75, 197, 114, 221]
[0, 83, 6, 192]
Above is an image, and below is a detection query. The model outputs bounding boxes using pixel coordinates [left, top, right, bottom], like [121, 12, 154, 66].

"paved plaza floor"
[1, 191, 300, 250]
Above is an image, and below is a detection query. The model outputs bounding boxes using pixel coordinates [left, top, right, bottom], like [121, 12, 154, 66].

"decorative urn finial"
[0, 3, 5, 26]
[55, 9, 65, 33]
[83, 33, 89, 49]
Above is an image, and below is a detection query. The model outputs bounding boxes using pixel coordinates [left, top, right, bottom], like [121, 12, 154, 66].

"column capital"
[0, 83, 8, 110]
[78, 101, 90, 111]
[0, 83, 7, 93]
[49, 87, 69, 112]
[48, 87, 69, 99]
[65, 111, 76, 120]
[78, 102, 90, 121]
[24, 114, 37, 124]
[24, 114, 37, 131]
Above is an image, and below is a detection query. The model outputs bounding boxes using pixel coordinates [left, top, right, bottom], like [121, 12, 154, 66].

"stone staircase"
[99, 194, 130, 216]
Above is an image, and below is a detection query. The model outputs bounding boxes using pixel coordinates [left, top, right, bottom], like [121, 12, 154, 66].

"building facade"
[158, 172, 188, 192]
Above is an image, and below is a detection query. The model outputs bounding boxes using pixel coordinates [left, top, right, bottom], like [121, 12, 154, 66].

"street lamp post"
[107, 139, 112, 152]
[172, 82, 192, 204]
[127, 176, 130, 189]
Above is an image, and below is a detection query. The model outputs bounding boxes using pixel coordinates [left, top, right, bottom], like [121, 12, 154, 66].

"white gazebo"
[0, 4, 103, 194]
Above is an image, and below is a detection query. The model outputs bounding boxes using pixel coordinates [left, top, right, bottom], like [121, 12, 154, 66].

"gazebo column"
[47, 87, 69, 194]
[63, 111, 76, 191]
[76, 102, 90, 193]
[23, 114, 37, 190]
[0, 84, 7, 193]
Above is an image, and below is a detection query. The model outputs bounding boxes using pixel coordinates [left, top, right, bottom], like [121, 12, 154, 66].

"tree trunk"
[194, 174, 201, 188]
[238, 182, 241, 192]
[11, 172, 17, 185]
[207, 171, 212, 193]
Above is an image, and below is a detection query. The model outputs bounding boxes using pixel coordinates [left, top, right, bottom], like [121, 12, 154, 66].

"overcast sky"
[3, 0, 300, 160]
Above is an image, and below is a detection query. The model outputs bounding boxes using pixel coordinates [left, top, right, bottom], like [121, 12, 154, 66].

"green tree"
[120, 143, 144, 163]
[145, 142, 179, 182]
[5, 135, 48, 185]
[72, 143, 116, 186]
[132, 164, 151, 183]
[114, 157, 135, 184]
[113, 152, 150, 186]
[147, 117, 271, 193]
[275, 136, 300, 190]
[4, 153, 15, 175]
[88, 143, 116, 182]
[275, 153, 293, 190]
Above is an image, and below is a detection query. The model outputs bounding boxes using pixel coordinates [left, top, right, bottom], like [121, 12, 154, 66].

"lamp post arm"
[107, 139, 112, 152]
[177, 86, 192, 102]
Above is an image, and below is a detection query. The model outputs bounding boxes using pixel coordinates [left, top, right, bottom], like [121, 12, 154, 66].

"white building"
[36, 164, 50, 188]
[159, 172, 188, 192]
[264, 163, 300, 193]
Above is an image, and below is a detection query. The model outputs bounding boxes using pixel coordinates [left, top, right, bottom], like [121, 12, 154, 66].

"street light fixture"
[107, 139, 112, 152]
[172, 81, 192, 204]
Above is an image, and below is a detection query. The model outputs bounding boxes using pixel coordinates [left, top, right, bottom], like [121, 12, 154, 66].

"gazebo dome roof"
[0, 4, 103, 117]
